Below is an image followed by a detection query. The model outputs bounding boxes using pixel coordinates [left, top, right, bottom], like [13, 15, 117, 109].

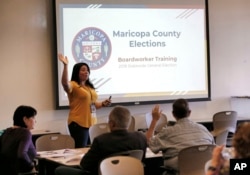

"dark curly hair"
[232, 122, 250, 158]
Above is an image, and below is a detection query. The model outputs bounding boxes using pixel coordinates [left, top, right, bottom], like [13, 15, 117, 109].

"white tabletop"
[31, 129, 60, 135]
[37, 147, 162, 166]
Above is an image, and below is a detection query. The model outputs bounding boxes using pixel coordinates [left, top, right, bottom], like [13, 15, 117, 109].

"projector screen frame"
[54, 0, 211, 109]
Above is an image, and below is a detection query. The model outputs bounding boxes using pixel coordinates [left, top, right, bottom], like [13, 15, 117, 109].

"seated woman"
[0, 105, 37, 175]
[206, 122, 250, 175]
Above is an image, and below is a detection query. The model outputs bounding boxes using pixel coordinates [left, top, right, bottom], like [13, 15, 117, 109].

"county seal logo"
[72, 27, 112, 70]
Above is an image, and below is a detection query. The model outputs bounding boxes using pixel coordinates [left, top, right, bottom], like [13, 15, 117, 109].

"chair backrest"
[89, 123, 110, 143]
[99, 156, 144, 175]
[65, 120, 70, 135]
[109, 149, 144, 160]
[128, 116, 135, 132]
[215, 129, 229, 145]
[145, 112, 168, 133]
[178, 144, 215, 175]
[35, 134, 75, 151]
[213, 111, 237, 133]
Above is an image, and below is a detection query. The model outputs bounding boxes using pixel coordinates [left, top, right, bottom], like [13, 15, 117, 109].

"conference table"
[36, 147, 163, 175]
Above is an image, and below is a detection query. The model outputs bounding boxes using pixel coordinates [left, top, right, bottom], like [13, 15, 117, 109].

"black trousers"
[68, 122, 90, 148]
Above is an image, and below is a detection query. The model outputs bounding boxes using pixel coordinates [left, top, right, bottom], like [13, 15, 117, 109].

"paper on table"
[60, 153, 85, 164]
[37, 149, 80, 158]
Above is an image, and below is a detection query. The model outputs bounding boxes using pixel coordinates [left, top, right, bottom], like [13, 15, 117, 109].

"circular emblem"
[72, 27, 112, 70]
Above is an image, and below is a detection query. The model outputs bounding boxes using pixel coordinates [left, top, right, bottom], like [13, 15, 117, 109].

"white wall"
[1, 0, 250, 134]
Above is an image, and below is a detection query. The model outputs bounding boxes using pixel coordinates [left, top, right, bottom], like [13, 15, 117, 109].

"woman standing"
[58, 54, 111, 148]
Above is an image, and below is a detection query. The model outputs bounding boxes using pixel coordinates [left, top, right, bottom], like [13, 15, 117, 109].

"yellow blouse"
[67, 81, 98, 128]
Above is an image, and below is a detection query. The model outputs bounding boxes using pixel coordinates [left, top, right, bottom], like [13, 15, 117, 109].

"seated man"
[146, 98, 215, 172]
[55, 105, 147, 175]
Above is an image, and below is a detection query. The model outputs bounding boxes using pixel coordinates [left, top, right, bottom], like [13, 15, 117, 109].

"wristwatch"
[208, 166, 217, 171]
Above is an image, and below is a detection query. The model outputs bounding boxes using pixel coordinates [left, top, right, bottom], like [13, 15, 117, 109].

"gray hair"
[109, 106, 131, 129]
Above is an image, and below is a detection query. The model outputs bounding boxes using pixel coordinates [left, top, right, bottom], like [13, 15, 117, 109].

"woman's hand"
[211, 145, 225, 166]
[102, 98, 112, 107]
[58, 53, 68, 65]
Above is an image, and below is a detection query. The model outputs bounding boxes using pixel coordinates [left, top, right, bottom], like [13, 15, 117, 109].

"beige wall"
[0, 0, 250, 133]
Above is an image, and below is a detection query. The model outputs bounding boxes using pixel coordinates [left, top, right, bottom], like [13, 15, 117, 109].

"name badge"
[90, 103, 96, 114]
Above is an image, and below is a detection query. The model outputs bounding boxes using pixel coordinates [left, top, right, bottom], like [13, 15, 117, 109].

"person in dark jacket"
[55, 105, 147, 175]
